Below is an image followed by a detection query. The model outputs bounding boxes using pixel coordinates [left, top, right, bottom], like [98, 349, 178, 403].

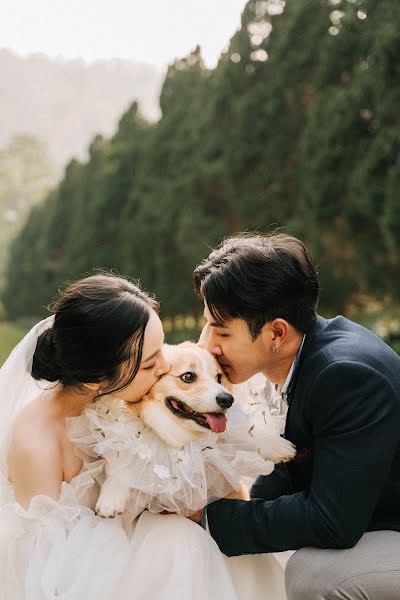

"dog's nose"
[216, 392, 234, 409]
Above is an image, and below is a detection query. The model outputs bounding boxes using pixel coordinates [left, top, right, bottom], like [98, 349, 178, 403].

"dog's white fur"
[95, 342, 295, 518]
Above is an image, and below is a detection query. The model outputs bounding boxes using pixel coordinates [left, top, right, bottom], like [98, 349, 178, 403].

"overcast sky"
[0, 0, 248, 68]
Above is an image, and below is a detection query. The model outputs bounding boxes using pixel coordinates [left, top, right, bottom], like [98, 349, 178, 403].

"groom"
[192, 234, 400, 600]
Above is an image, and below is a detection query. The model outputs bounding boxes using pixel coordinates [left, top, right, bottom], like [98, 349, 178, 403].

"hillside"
[4, 0, 400, 320]
[0, 49, 162, 170]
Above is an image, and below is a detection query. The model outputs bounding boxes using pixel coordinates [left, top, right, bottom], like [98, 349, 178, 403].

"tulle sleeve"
[67, 383, 285, 517]
[0, 470, 130, 600]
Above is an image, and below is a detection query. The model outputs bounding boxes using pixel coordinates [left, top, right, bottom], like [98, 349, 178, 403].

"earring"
[272, 346, 279, 354]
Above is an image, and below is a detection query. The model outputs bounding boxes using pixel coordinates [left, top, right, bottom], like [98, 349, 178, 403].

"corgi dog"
[92, 342, 296, 518]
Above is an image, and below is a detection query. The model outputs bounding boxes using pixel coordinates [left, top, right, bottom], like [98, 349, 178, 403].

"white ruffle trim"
[0, 463, 134, 600]
[67, 375, 290, 517]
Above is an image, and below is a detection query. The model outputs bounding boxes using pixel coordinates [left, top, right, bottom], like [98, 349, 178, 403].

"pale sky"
[0, 0, 248, 68]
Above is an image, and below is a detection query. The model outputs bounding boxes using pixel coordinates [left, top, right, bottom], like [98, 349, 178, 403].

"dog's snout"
[216, 392, 234, 409]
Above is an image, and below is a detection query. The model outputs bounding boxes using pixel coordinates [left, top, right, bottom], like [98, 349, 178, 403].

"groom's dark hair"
[193, 234, 319, 339]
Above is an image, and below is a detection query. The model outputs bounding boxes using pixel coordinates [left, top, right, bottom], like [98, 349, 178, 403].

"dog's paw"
[272, 437, 297, 463]
[260, 435, 296, 464]
[95, 501, 123, 519]
[95, 480, 130, 518]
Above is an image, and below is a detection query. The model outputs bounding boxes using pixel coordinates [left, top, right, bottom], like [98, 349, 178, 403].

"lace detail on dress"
[66, 375, 293, 517]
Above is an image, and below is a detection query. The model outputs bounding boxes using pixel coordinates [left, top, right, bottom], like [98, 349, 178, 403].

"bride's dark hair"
[32, 273, 158, 393]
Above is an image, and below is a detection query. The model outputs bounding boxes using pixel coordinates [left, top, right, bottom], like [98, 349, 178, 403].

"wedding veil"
[0, 316, 54, 477]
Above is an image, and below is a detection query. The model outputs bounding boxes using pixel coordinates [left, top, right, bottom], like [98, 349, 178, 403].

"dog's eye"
[180, 372, 197, 383]
[216, 373, 223, 384]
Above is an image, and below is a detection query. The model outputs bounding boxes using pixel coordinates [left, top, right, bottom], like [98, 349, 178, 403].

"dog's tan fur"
[95, 342, 294, 517]
[128, 342, 233, 447]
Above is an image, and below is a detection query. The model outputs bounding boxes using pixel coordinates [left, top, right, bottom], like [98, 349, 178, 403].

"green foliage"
[3, 0, 400, 321]
[0, 321, 28, 365]
[0, 134, 56, 295]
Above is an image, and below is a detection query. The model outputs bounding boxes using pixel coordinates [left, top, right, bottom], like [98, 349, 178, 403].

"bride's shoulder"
[11, 394, 62, 444]
[7, 398, 64, 506]
[10, 394, 63, 453]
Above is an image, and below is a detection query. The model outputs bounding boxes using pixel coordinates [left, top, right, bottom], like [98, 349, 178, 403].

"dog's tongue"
[204, 413, 227, 433]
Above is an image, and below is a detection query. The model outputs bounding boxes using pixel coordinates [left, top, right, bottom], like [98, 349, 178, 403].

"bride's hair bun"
[32, 328, 62, 382]
[29, 273, 159, 390]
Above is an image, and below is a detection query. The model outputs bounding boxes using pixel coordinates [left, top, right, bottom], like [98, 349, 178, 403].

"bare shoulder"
[9, 408, 62, 463]
[8, 401, 63, 508]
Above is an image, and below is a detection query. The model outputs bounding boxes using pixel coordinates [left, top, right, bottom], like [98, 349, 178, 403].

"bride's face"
[113, 309, 170, 403]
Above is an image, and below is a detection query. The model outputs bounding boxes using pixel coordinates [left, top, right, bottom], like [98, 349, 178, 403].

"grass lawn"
[0, 322, 30, 366]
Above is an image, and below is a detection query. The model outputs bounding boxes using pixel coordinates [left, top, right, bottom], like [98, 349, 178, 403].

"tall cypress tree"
[3, 0, 400, 319]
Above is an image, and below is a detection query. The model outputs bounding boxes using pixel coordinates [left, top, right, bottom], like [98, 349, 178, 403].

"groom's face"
[203, 303, 267, 384]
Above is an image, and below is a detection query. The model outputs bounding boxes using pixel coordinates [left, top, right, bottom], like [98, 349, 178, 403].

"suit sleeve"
[250, 463, 293, 500]
[207, 361, 400, 555]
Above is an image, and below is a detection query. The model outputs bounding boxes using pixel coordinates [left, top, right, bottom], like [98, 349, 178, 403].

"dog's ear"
[197, 323, 211, 348]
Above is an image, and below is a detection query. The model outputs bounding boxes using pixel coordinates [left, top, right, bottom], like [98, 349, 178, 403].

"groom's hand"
[187, 484, 249, 526]
[187, 509, 203, 524]
[161, 509, 203, 524]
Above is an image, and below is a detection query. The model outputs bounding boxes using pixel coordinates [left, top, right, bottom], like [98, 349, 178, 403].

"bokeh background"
[1, 0, 400, 365]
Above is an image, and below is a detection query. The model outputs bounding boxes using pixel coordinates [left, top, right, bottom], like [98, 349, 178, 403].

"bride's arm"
[7, 424, 63, 509]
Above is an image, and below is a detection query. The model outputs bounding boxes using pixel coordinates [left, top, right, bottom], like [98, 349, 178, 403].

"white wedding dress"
[0, 318, 287, 600]
[0, 462, 286, 600]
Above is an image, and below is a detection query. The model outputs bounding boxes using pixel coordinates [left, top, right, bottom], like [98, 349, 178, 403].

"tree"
[3, 0, 400, 320]
[0, 135, 56, 305]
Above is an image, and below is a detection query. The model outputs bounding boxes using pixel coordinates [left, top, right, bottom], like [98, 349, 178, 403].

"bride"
[0, 273, 286, 600]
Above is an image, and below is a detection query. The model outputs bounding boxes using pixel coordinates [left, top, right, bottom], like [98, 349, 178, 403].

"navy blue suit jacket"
[207, 315, 400, 555]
